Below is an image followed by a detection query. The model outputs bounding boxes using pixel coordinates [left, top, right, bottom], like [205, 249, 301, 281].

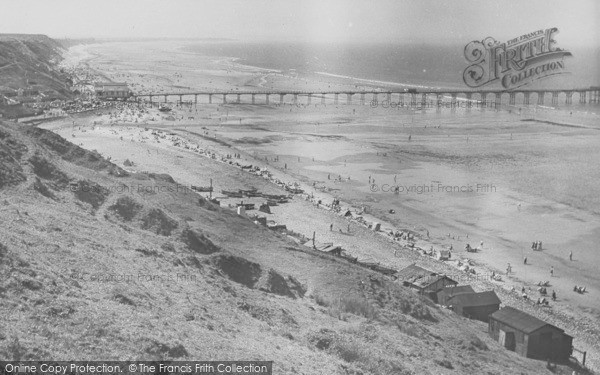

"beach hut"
[488, 307, 573, 361]
[436, 285, 475, 306]
[397, 264, 458, 302]
[448, 290, 501, 322]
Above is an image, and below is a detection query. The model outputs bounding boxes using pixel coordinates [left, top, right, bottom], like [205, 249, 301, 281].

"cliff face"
[0, 34, 70, 101]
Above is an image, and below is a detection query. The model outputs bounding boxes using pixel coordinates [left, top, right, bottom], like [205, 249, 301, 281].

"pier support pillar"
[360, 93, 365, 105]
[386, 92, 392, 102]
[321, 94, 326, 104]
[293, 94, 298, 105]
[421, 93, 427, 108]
[495, 93, 501, 109]
[465, 93, 472, 110]
[194, 94, 198, 105]
[523, 92, 529, 105]
[537, 92, 545, 106]
[237, 94, 241, 103]
[149, 96, 153, 106]
[347, 93, 352, 105]
[208, 94, 212, 104]
[410, 93, 416, 107]
[566, 92, 573, 105]
[164, 95, 167, 103]
[373, 93, 378, 104]
[252, 94, 255, 104]
[451, 93, 458, 110]
[334, 93, 339, 105]
[222, 94, 227, 104]
[552, 92, 558, 106]
[279, 94, 284, 104]
[265, 94, 269, 105]
[481, 92, 488, 107]
[580, 91, 586, 104]
[436, 94, 442, 112]
[307, 94, 312, 105]
[509, 93, 515, 105]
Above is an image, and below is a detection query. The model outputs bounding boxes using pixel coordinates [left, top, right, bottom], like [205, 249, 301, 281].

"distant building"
[397, 264, 457, 301]
[448, 290, 501, 322]
[488, 306, 573, 361]
[436, 285, 475, 306]
[95, 82, 131, 100]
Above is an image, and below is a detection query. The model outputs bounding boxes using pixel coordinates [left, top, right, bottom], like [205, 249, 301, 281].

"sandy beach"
[48, 40, 600, 369]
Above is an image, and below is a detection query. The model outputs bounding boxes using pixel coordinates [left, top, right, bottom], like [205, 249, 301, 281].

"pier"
[131, 87, 600, 107]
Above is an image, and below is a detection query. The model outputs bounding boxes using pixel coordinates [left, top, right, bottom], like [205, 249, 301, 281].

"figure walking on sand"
[330, 223, 333, 231]
[550, 266, 554, 277]
[569, 251, 573, 261]
[523, 256, 527, 265]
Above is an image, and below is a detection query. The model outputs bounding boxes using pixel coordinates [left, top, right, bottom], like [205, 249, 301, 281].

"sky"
[1, 0, 598, 46]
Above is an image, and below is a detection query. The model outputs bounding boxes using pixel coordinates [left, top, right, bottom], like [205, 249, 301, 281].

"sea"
[183, 41, 600, 93]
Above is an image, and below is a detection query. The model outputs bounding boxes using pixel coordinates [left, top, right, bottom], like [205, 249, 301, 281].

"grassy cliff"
[0, 120, 572, 374]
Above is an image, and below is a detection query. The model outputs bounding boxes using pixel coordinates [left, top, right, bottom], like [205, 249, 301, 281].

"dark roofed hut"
[447, 290, 501, 322]
[488, 307, 573, 361]
[397, 264, 457, 302]
[436, 285, 475, 306]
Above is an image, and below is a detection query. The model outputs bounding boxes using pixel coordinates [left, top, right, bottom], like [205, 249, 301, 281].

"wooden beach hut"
[488, 306, 573, 361]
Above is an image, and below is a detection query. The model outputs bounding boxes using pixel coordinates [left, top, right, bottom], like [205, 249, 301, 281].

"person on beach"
[552, 290, 557, 301]
[330, 223, 333, 231]
[538, 241, 543, 250]
[550, 266, 554, 277]
[569, 251, 573, 261]
[532, 242, 537, 250]
[523, 256, 527, 265]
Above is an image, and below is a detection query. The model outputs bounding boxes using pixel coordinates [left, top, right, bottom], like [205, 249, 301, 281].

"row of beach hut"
[397, 264, 573, 362]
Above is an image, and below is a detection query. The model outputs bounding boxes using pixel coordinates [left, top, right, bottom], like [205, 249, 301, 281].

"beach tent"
[438, 250, 451, 260]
